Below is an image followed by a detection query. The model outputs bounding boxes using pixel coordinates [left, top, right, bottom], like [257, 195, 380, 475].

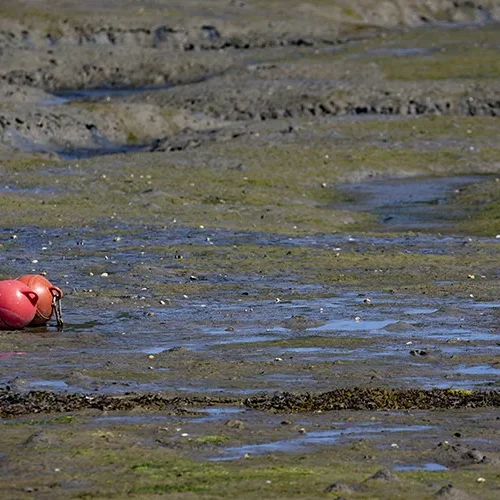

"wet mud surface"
[2, 1, 500, 498]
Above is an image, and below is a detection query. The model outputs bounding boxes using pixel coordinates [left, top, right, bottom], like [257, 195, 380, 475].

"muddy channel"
[1, 1, 500, 499]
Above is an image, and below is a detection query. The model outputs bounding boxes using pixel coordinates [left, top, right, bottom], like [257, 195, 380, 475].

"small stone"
[363, 298, 371, 304]
[476, 477, 486, 483]
[101, 272, 109, 277]
[148, 355, 154, 359]
[368, 468, 399, 482]
[435, 484, 472, 499]
[355, 316, 361, 322]
[410, 349, 429, 356]
[324, 481, 354, 493]
[225, 419, 245, 429]
[274, 357, 283, 362]
[298, 428, 306, 434]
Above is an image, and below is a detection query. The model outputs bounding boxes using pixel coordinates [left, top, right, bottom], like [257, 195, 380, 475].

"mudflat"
[1, 1, 500, 498]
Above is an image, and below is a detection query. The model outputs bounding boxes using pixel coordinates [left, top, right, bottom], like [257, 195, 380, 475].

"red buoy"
[0, 280, 39, 329]
[17, 274, 63, 326]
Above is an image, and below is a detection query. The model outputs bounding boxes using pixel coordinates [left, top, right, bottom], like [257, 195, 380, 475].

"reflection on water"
[212, 424, 435, 461]
[394, 462, 447, 471]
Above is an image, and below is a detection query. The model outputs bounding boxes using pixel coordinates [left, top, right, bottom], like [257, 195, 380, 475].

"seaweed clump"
[244, 388, 500, 412]
[2, 387, 500, 417]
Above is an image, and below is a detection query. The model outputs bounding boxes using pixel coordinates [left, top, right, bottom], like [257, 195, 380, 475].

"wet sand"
[1, 1, 500, 498]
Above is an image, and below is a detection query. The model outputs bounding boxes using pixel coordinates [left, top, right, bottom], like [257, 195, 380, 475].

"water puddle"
[394, 462, 448, 471]
[367, 47, 440, 58]
[58, 144, 147, 160]
[211, 424, 435, 461]
[3, 286, 499, 392]
[51, 84, 173, 104]
[450, 365, 500, 376]
[337, 175, 491, 231]
[196, 407, 246, 422]
[401, 377, 486, 390]
[311, 318, 398, 332]
[404, 308, 439, 315]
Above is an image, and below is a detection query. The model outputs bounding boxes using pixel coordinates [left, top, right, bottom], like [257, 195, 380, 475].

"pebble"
[225, 419, 245, 429]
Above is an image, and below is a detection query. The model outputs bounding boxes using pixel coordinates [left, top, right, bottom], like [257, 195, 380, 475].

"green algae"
[3, 415, 76, 426]
[375, 46, 500, 81]
[191, 434, 230, 444]
[1, 116, 499, 235]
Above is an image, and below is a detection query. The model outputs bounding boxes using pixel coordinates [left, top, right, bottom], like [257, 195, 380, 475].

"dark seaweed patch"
[2, 387, 499, 417]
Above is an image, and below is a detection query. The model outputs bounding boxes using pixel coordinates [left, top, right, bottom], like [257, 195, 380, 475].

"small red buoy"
[0, 280, 39, 329]
[17, 274, 63, 327]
